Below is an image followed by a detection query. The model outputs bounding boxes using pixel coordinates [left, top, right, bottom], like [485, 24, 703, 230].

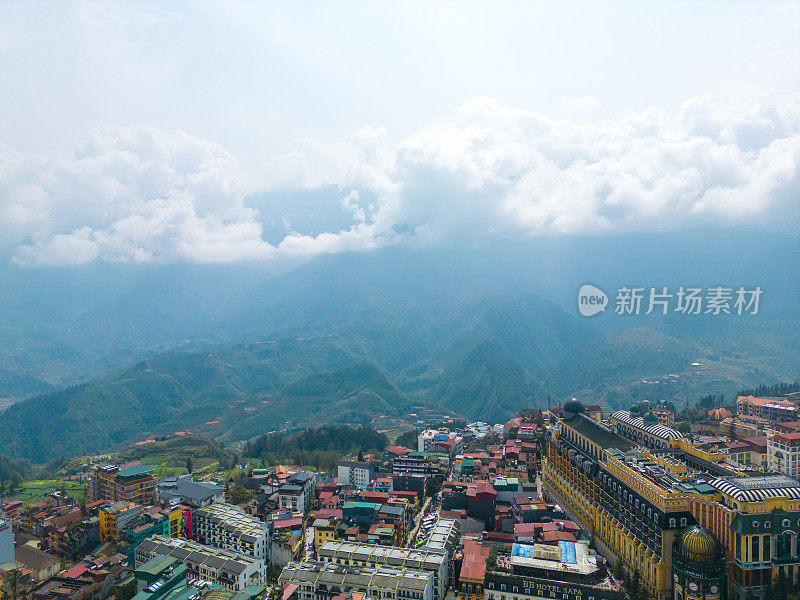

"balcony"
[734, 557, 772, 570]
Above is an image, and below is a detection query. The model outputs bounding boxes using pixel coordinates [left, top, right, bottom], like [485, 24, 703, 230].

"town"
[2, 391, 800, 600]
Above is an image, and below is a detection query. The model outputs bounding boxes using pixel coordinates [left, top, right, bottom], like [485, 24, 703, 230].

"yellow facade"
[314, 526, 335, 551]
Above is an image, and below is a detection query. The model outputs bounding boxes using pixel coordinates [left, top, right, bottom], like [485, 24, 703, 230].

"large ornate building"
[671, 526, 726, 600]
[545, 400, 800, 600]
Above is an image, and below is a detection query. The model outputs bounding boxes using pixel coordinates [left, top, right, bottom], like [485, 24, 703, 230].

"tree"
[612, 558, 623, 581]
[426, 477, 441, 498]
[227, 484, 254, 505]
[186, 457, 193, 473]
[357, 449, 364, 462]
[485, 544, 499, 570]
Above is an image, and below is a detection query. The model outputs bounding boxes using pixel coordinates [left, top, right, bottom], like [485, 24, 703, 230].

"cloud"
[3, 94, 799, 265]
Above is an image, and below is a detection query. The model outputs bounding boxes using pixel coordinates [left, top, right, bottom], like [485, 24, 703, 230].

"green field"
[16, 479, 85, 504]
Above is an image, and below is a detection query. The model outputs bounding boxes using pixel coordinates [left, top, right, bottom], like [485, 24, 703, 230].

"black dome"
[563, 399, 585, 418]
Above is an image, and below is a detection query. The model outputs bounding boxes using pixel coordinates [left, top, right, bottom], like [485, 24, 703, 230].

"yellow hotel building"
[545, 400, 800, 600]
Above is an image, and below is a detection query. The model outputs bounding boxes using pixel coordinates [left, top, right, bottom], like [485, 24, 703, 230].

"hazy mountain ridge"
[0, 229, 797, 462]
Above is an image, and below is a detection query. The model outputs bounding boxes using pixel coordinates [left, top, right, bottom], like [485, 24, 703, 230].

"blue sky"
[1, 1, 798, 264]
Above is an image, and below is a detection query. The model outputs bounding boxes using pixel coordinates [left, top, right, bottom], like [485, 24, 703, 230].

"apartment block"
[135, 535, 267, 591]
[318, 540, 448, 600]
[279, 560, 433, 600]
[193, 502, 269, 560]
[88, 464, 157, 505]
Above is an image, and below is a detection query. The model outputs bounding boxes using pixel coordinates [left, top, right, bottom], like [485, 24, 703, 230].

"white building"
[417, 429, 463, 455]
[158, 474, 225, 508]
[135, 535, 266, 591]
[0, 518, 13, 564]
[767, 432, 800, 478]
[193, 502, 269, 560]
[278, 471, 315, 514]
[319, 540, 449, 600]
[279, 560, 433, 600]
[337, 461, 375, 489]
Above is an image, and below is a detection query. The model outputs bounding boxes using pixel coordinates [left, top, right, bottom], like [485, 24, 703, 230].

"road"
[406, 496, 433, 547]
[304, 526, 315, 560]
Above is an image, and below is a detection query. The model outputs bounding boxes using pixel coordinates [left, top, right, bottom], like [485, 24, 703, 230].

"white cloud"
[3, 94, 799, 266]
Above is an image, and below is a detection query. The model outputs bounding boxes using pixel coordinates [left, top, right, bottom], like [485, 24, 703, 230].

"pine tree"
[186, 457, 193, 473]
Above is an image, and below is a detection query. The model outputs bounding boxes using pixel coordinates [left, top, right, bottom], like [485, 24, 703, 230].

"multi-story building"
[278, 471, 315, 514]
[337, 461, 376, 489]
[609, 409, 685, 450]
[193, 502, 269, 560]
[691, 475, 800, 598]
[391, 454, 440, 478]
[548, 399, 800, 599]
[0, 518, 13, 564]
[543, 400, 700, 600]
[158, 475, 225, 508]
[318, 540, 449, 600]
[767, 432, 800, 477]
[417, 429, 463, 456]
[480, 540, 628, 600]
[737, 395, 799, 423]
[99, 501, 143, 541]
[652, 407, 675, 428]
[135, 535, 267, 591]
[279, 560, 433, 600]
[88, 464, 157, 505]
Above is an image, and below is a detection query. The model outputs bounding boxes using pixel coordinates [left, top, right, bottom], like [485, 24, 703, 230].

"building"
[318, 540, 449, 600]
[133, 554, 187, 596]
[671, 526, 726, 600]
[193, 502, 269, 559]
[158, 475, 224, 508]
[391, 454, 440, 478]
[417, 430, 463, 456]
[88, 465, 157, 505]
[0, 518, 12, 564]
[609, 409, 685, 450]
[279, 560, 433, 600]
[135, 535, 266, 591]
[278, 471, 315, 514]
[736, 395, 799, 423]
[544, 400, 699, 600]
[767, 432, 800, 477]
[480, 541, 627, 600]
[15, 544, 60, 580]
[313, 518, 336, 552]
[420, 518, 460, 555]
[99, 502, 143, 541]
[337, 461, 376, 489]
[687, 475, 800, 598]
[652, 407, 676, 428]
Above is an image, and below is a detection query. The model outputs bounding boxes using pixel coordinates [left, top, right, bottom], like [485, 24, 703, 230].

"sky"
[1, 1, 799, 265]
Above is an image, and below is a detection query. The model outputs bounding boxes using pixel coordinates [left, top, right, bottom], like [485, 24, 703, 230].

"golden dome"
[676, 526, 719, 563]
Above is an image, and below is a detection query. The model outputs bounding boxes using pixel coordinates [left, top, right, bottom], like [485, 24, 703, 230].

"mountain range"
[0, 227, 797, 462]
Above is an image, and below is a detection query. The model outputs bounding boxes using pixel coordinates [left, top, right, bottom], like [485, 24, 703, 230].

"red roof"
[543, 530, 577, 542]
[273, 517, 302, 530]
[316, 509, 342, 519]
[385, 446, 410, 456]
[738, 395, 797, 408]
[514, 523, 538, 537]
[282, 583, 300, 600]
[63, 565, 88, 579]
[460, 540, 491, 582]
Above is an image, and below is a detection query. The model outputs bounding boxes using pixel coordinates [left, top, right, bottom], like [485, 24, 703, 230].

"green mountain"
[0, 230, 797, 462]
